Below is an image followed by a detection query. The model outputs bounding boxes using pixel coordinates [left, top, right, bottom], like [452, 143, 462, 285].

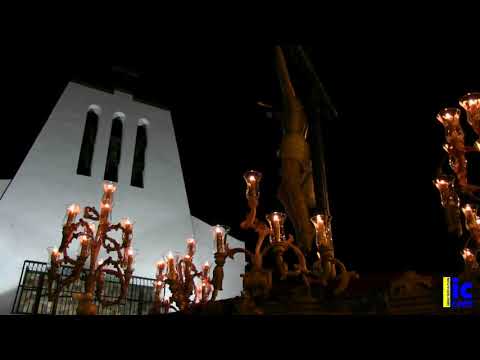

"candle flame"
[98, 259, 104, 266]
[127, 248, 134, 256]
[249, 175, 256, 182]
[444, 112, 452, 120]
[156, 280, 163, 287]
[462, 248, 473, 260]
[435, 179, 449, 190]
[103, 182, 117, 193]
[184, 254, 191, 260]
[463, 204, 472, 214]
[204, 261, 210, 268]
[167, 252, 173, 259]
[67, 204, 80, 214]
[273, 214, 279, 222]
[187, 238, 195, 244]
[215, 226, 222, 233]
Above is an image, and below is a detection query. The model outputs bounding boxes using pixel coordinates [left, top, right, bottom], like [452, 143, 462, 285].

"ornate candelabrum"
[150, 238, 213, 313]
[434, 92, 480, 279]
[47, 181, 135, 315]
[208, 170, 358, 314]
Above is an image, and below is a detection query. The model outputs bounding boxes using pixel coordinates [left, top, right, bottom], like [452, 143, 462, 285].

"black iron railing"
[11, 260, 156, 315]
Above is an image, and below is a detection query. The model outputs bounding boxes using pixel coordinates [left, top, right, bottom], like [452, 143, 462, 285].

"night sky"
[2, 34, 479, 274]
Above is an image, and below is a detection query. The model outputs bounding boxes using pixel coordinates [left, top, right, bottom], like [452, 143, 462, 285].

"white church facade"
[0, 82, 244, 314]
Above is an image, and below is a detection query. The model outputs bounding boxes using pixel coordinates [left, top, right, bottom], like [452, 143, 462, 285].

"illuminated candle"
[121, 218, 133, 231]
[186, 238, 196, 257]
[311, 214, 332, 248]
[79, 235, 89, 257]
[462, 248, 475, 264]
[50, 247, 61, 263]
[462, 204, 475, 227]
[66, 203, 80, 226]
[459, 92, 480, 135]
[243, 170, 262, 199]
[266, 212, 286, 243]
[157, 260, 166, 275]
[434, 178, 449, 192]
[102, 181, 117, 206]
[213, 225, 227, 254]
[167, 252, 176, 279]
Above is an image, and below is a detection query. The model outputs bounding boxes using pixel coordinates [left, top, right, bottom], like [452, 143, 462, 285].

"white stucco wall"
[0, 82, 244, 314]
[0, 180, 10, 199]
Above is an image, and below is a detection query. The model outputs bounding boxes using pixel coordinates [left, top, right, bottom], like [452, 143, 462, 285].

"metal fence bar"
[32, 272, 45, 315]
[12, 260, 156, 315]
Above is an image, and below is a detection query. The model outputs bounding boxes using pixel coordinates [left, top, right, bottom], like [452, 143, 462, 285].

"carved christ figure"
[274, 46, 316, 252]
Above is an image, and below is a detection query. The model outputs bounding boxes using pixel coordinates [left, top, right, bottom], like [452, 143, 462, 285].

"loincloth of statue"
[278, 132, 316, 251]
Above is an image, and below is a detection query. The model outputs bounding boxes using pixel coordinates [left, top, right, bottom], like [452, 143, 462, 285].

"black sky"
[2, 32, 479, 274]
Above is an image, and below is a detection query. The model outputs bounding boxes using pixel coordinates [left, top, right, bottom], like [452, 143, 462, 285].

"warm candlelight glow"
[167, 252, 173, 259]
[462, 204, 473, 216]
[186, 238, 196, 257]
[98, 259, 104, 266]
[127, 248, 134, 257]
[101, 203, 111, 210]
[51, 248, 60, 256]
[462, 248, 475, 263]
[243, 170, 262, 199]
[67, 203, 81, 215]
[437, 108, 461, 126]
[103, 181, 117, 193]
[311, 214, 332, 248]
[475, 141, 480, 151]
[213, 225, 229, 254]
[434, 178, 449, 190]
[121, 218, 133, 229]
[266, 212, 286, 243]
[79, 235, 89, 245]
[88, 222, 96, 233]
[459, 93, 480, 110]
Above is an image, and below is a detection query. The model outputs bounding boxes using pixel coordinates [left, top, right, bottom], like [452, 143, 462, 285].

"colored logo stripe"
[443, 277, 451, 308]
